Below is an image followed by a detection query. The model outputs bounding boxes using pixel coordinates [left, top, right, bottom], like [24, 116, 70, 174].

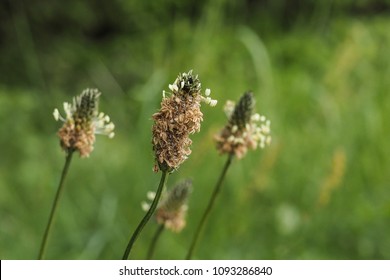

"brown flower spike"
[143, 180, 192, 233]
[53, 89, 115, 157]
[215, 92, 271, 159]
[152, 70, 217, 172]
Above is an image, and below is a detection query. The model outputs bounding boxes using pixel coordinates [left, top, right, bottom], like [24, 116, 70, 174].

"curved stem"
[146, 224, 165, 259]
[122, 171, 168, 260]
[38, 150, 74, 259]
[186, 154, 233, 260]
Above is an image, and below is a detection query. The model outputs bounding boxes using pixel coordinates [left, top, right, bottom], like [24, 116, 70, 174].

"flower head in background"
[142, 180, 192, 233]
[53, 88, 115, 157]
[152, 70, 217, 172]
[215, 91, 271, 159]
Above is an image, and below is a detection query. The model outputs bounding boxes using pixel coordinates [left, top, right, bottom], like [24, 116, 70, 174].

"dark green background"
[1, 0, 390, 259]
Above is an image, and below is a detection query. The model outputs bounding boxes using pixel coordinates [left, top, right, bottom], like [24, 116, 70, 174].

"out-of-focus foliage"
[1, 0, 390, 259]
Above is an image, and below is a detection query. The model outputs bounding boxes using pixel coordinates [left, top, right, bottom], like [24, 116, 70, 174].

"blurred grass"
[1, 1, 390, 259]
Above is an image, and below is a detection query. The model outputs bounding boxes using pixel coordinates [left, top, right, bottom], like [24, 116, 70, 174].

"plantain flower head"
[53, 88, 115, 157]
[152, 70, 217, 172]
[215, 91, 271, 159]
[142, 180, 192, 233]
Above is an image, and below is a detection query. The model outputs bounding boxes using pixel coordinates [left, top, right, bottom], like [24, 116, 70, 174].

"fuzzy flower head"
[53, 88, 115, 157]
[215, 91, 271, 159]
[152, 70, 217, 172]
[142, 180, 192, 233]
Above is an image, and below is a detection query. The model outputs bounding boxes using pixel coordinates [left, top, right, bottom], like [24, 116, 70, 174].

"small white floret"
[53, 109, 60, 121]
[141, 202, 150, 211]
[147, 191, 156, 200]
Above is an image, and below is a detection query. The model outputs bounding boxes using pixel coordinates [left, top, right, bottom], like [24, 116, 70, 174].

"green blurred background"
[1, 0, 390, 259]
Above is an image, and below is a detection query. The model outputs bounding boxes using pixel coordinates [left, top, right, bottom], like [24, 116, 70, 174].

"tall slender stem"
[122, 171, 168, 260]
[186, 154, 233, 259]
[146, 224, 165, 259]
[38, 150, 74, 259]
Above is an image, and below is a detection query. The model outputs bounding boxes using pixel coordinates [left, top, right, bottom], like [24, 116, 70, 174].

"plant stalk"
[186, 153, 233, 259]
[146, 224, 165, 259]
[122, 171, 168, 260]
[38, 150, 74, 259]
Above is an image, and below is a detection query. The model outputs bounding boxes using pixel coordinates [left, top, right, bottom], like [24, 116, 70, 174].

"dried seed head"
[53, 89, 114, 157]
[158, 179, 192, 213]
[142, 180, 192, 233]
[156, 179, 192, 232]
[152, 70, 216, 172]
[215, 91, 271, 159]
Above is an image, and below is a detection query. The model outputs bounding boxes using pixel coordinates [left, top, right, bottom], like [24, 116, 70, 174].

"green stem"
[186, 154, 233, 260]
[122, 171, 168, 260]
[146, 224, 165, 259]
[38, 150, 74, 259]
